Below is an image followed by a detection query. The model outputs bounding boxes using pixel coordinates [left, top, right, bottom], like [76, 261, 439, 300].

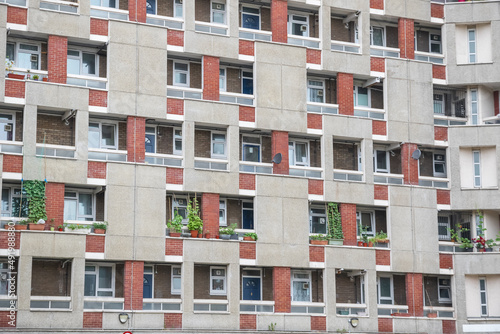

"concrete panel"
[183, 239, 240, 263]
[393, 318, 443, 334]
[256, 196, 284, 244]
[134, 187, 166, 238]
[257, 314, 285, 331]
[109, 20, 140, 44]
[281, 66, 306, 112]
[28, 7, 90, 39]
[135, 164, 167, 188]
[256, 175, 308, 199]
[108, 43, 137, 93]
[284, 315, 311, 332]
[256, 243, 310, 268]
[182, 312, 239, 330]
[137, 24, 168, 49]
[104, 235, 134, 260]
[389, 206, 413, 252]
[106, 185, 135, 235]
[20, 232, 86, 257]
[108, 91, 136, 115]
[129, 313, 164, 329]
[444, 2, 500, 23]
[282, 198, 309, 245]
[185, 100, 239, 126]
[183, 32, 239, 59]
[255, 63, 282, 109]
[324, 115, 373, 139]
[324, 181, 374, 206]
[138, 47, 167, 96]
[26, 82, 89, 110]
[255, 42, 307, 67]
[107, 163, 136, 187]
[42, 159, 88, 184]
[323, 52, 370, 76]
[256, 109, 307, 133]
[134, 237, 167, 261]
[75, 109, 89, 161]
[102, 311, 135, 330]
[17, 310, 84, 329]
[325, 246, 377, 270]
[183, 169, 239, 195]
[384, 0, 430, 21]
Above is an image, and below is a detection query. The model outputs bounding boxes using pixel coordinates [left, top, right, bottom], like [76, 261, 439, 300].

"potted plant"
[64, 223, 91, 234]
[57, 224, 64, 232]
[24, 180, 47, 231]
[374, 230, 389, 246]
[167, 212, 183, 237]
[93, 221, 108, 234]
[327, 203, 344, 245]
[32, 74, 39, 81]
[243, 232, 258, 241]
[368, 237, 375, 247]
[310, 234, 328, 245]
[448, 224, 474, 252]
[14, 219, 28, 231]
[219, 223, 237, 240]
[359, 225, 369, 247]
[186, 198, 203, 238]
[29, 219, 45, 231]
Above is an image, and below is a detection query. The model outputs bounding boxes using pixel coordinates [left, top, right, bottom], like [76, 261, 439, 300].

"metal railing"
[195, 21, 228, 36]
[194, 157, 228, 171]
[167, 86, 202, 100]
[307, 102, 339, 115]
[40, 0, 78, 14]
[36, 144, 75, 159]
[240, 300, 274, 313]
[146, 14, 183, 30]
[219, 91, 254, 106]
[331, 41, 361, 54]
[90, 6, 128, 21]
[239, 161, 273, 174]
[145, 153, 182, 167]
[374, 172, 404, 185]
[370, 45, 400, 58]
[334, 169, 364, 182]
[288, 35, 320, 49]
[239, 28, 272, 41]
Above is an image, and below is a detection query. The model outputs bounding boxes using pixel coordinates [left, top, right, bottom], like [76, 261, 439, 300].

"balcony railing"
[193, 299, 228, 313]
[239, 28, 272, 42]
[36, 144, 75, 159]
[30, 296, 71, 310]
[145, 153, 182, 167]
[374, 172, 404, 185]
[336, 303, 367, 316]
[289, 166, 322, 179]
[0, 141, 23, 154]
[7, 68, 48, 81]
[84, 297, 124, 310]
[434, 115, 468, 126]
[195, 21, 228, 36]
[67, 74, 107, 89]
[331, 40, 361, 54]
[146, 14, 183, 30]
[288, 35, 320, 49]
[307, 102, 339, 115]
[90, 6, 128, 21]
[239, 161, 273, 174]
[194, 157, 228, 171]
[0, 296, 16, 309]
[143, 298, 182, 311]
[220, 91, 254, 106]
[354, 106, 385, 120]
[240, 300, 274, 313]
[167, 86, 202, 100]
[418, 176, 449, 189]
[40, 0, 78, 14]
[377, 304, 409, 316]
[290, 302, 325, 314]
[334, 169, 363, 182]
[415, 51, 444, 64]
[424, 306, 454, 318]
[370, 45, 400, 58]
[0, 0, 26, 6]
[88, 148, 127, 162]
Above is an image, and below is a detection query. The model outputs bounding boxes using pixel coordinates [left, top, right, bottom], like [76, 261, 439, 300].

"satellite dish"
[271, 153, 282, 164]
[411, 149, 421, 160]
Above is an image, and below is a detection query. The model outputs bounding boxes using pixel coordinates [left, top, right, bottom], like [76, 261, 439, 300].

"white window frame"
[146, 0, 157, 15]
[219, 199, 227, 227]
[174, 0, 183, 18]
[7, 41, 41, 71]
[357, 211, 375, 237]
[433, 93, 444, 115]
[377, 275, 394, 305]
[309, 205, 327, 234]
[0, 262, 13, 296]
[470, 89, 478, 125]
[307, 79, 325, 103]
[479, 277, 487, 316]
[145, 126, 156, 154]
[241, 71, 253, 95]
[289, 140, 310, 167]
[291, 270, 312, 302]
[64, 190, 96, 221]
[468, 28, 476, 64]
[173, 127, 183, 155]
[433, 152, 446, 178]
[84, 263, 115, 297]
[0, 112, 16, 142]
[173, 61, 189, 87]
[473, 150, 481, 188]
[211, 132, 227, 159]
[241, 200, 254, 230]
[438, 215, 451, 241]
[370, 26, 385, 47]
[172, 196, 188, 224]
[219, 67, 226, 92]
[90, 0, 119, 8]
[438, 277, 451, 303]
[67, 49, 99, 77]
[374, 149, 390, 173]
[88, 121, 118, 150]
[1, 186, 27, 218]
[353, 86, 371, 107]
[241, 135, 261, 163]
[241, 6, 261, 30]
[211, 1, 226, 25]
[171, 265, 182, 295]
[429, 33, 442, 54]
[210, 266, 227, 295]
[288, 13, 309, 37]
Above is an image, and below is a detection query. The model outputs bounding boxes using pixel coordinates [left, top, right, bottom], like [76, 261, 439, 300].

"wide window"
[371, 26, 385, 46]
[145, 127, 156, 153]
[289, 141, 309, 167]
[357, 211, 375, 237]
[0, 113, 15, 141]
[377, 276, 393, 304]
[242, 136, 261, 162]
[88, 122, 117, 150]
[310, 205, 327, 234]
[91, 0, 118, 8]
[173, 62, 189, 86]
[210, 266, 226, 295]
[354, 86, 369, 107]
[291, 271, 311, 302]
[6, 42, 40, 70]
[468, 29, 476, 63]
[211, 1, 226, 25]
[171, 265, 182, 295]
[289, 14, 308, 37]
[307, 80, 324, 103]
[242, 6, 260, 30]
[64, 191, 94, 221]
[85, 264, 115, 297]
[67, 50, 97, 76]
[374, 150, 389, 173]
[211, 133, 226, 158]
[1, 186, 28, 218]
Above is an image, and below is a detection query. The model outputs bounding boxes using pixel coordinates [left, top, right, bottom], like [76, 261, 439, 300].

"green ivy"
[23, 180, 47, 223]
[327, 203, 344, 240]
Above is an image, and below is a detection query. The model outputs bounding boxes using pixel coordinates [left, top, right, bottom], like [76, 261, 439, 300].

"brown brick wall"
[325, 78, 337, 104]
[376, 249, 390, 265]
[306, 49, 321, 65]
[340, 203, 357, 246]
[118, 122, 127, 151]
[48, 35, 67, 84]
[86, 235, 105, 253]
[96, 191, 105, 221]
[437, 189, 450, 205]
[435, 126, 448, 141]
[239, 106, 255, 122]
[3, 155, 23, 173]
[439, 254, 453, 269]
[401, 143, 418, 185]
[227, 199, 241, 228]
[167, 30, 184, 47]
[202, 193, 219, 237]
[15, 112, 23, 142]
[195, 0, 210, 22]
[239, 174, 255, 190]
[372, 120, 387, 135]
[371, 57, 385, 72]
[195, 129, 211, 158]
[308, 179, 323, 195]
[406, 273, 423, 316]
[124, 261, 144, 310]
[309, 14, 319, 38]
[371, 87, 384, 109]
[165, 238, 183, 256]
[90, 18, 108, 36]
[375, 210, 387, 234]
[5, 79, 25, 99]
[0, 231, 20, 250]
[88, 161, 106, 179]
[398, 18, 414, 59]
[386, 26, 399, 49]
[240, 314, 256, 330]
[416, 31, 429, 53]
[378, 318, 393, 333]
[157, 126, 174, 155]
[370, 0, 384, 10]
[393, 274, 406, 305]
[115, 264, 124, 298]
[45, 182, 64, 228]
[433, 64, 446, 80]
[239, 40, 254, 56]
[309, 245, 324, 262]
[190, 62, 202, 89]
[167, 98, 184, 115]
[41, 43, 48, 71]
[272, 131, 289, 175]
[273, 267, 290, 312]
[337, 73, 353, 115]
[166, 168, 183, 185]
[31, 259, 71, 296]
[226, 68, 241, 94]
[158, 0, 174, 17]
[37, 114, 75, 146]
[126, 116, 145, 163]
[374, 185, 388, 201]
[194, 264, 227, 300]
[7, 7, 27, 25]
[203, 56, 219, 101]
[99, 55, 107, 78]
[333, 142, 358, 171]
[271, 0, 287, 43]
[83, 312, 102, 328]
[310, 140, 321, 168]
[119, 0, 129, 11]
[390, 148, 402, 174]
[442, 320, 456, 334]
[307, 113, 322, 130]
[239, 242, 256, 259]
[431, 3, 444, 19]
[331, 18, 354, 42]
[165, 313, 182, 329]
[336, 272, 361, 304]
[261, 7, 271, 31]
[419, 151, 434, 177]
[262, 135, 272, 163]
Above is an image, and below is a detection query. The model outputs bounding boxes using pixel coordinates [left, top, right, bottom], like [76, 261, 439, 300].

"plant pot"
[42, 77, 48, 82]
[363, 242, 368, 247]
[357, 241, 363, 247]
[58, 228, 63, 231]
[243, 236, 254, 241]
[205, 233, 210, 239]
[230, 234, 239, 240]
[50, 227, 55, 231]
[197, 233, 202, 238]
[7, 73, 25, 80]
[29, 223, 45, 231]
[190, 230, 198, 238]
[478, 248, 485, 253]
[310, 240, 328, 245]
[14, 225, 27, 230]
[427, 312, 438, 318]
[368, 241, 373, 247]
[485, 248, 493, 252]
[170, 232, 181, 237]
[329, 239, 344, 246]
[94, 228, 106, 234]
[220, 234, 230, 240]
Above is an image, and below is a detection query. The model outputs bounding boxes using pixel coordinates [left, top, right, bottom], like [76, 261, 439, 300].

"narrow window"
[219, 200, 226, 226]
[470, 89, 478, 125]
[377, 276, 393, 304]
[210, 267, 227, 295]
[171, 265, 182, 295]
[211, 2, 226, 25]
[307, 80, 324, 103]
[291, 271, 311, 302]
[479, 277, 487, 316]
[468, 29, 476, 63]
[242, 6, 260, 30]
[473, 150, 481, 188]
[219, 68, 226, 92]
[173, 62, 189, 86]
[145, 127, 156, 154]
[174, 0, 183, 18]
[211, 133, 226, 158]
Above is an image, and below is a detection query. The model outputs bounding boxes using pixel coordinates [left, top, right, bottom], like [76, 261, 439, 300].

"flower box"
[94, 228, 106, 234]
[7, 73, 25, 80]
[29, 224, 45, 231]
[310, 239, 328, 245]
[64, 227, 91, 234]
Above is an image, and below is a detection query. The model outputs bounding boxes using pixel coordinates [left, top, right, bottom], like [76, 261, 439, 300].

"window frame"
[353, 86, 371, 107]
[143, 265, 155, 298]
[433, 93, 444, 115]
[288, 13, 309, 37]
[0, 262, 12, 296]
[470, 89, 478, 125]
[374, 149, 390, 173]
[429, 33, 442, 54]
[468, 28, 476, 64]
[67, 49, 99, 77]
[146, 0, 156, 15]
[64, 189, 96, 222]
[210, 266, 227, 296]
[309, 204, 327, 234]
[241, 6, 261, 30]
[241, 135, 261, 163]
[433, 152, 447, 178]
[357, 211, 375, 237]
[88, 120, 119, 150]
[172, 196, 188, 224]
[171, 265, 182, 295]
[145, 126, 156, 154]
[7, 41, 41, 71]
[241, 71, 254, 95]
[219, 199, 227, 227]
[173, 127, 183, 155]
[438, 215, 451, 241]
[211, 131, 227, 159]
[173, 61, 190, 87]
[307, 79, 325, 103]
[473, 150, 481, 188]
[479, 277, 487, 316]
[90, 0, 119, 8]
[377, 275, 394, 305]
[241, 200, 254, 230]
[370, 26, 385, 47]
[174, 0, 183, 18]
[289, 140, 310, 167]
[0, 112, 16, 142]
[438, 277, 452, 303]
[291, 270, 312, 302]
[219, 67, 226, 92]
[211, 0, 227, 25]
[1, 186, 28, 218]
[84, 263, 116, 297]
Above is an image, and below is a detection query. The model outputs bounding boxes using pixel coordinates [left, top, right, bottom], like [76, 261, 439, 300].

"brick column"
[45, 183, 65, 229]
[337, 73, 354, 115]
[124, 261, 144, 310]
[273, 267, 291, 313]
[126, 116, 145, 163]
[48, 35, 67, 84]
[398, 18, 414, 59]
[271, 0, 288, 43]
[401, 143, 419, 185]
[405, 273, 423, 317]
[202, 193, 219, 237]
[129, 0, 146, 23]
[494, 91, 499, 116]
[340, 203, 357, 246]
[203, 56, 220, 101]
[271, 131, 289, 175]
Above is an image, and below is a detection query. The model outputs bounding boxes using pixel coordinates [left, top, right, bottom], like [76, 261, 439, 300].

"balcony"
[40, 0, 79, 14]
[67, 74, 107, 89]
[195, 21, 228, 36]
[289, 165, 322, 179]
[330, 11, 360, 54]
[219, 91, 254, 106]
[238, 2, 271, 41]
[0, 0, 26, 6]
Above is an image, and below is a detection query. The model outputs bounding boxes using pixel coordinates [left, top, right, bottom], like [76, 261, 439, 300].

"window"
[85, 264, 115, 297]
[242, 71, 253, 95]
[433, 153, 446, 178]
[430, 34, 441, 54]
[88, 122, 117, 150]
[307, 80, 324, 103]
[210, 266, 226, 295]
[374, 150, 389, 173]
[0, 113, 15, 141]
[211, 132, 226, 158]
[64, 191, 94, 221]
[438, 215, 451, 241]
[433, 94, 444, 114]
[438, 278, 451, 303]
[291, 271, 311, 302]
[174, 0, 183, 18]
[357, 211, 375, 237]
[219, 200, 226, 226]
[172, 197, 188, 223]
[470, 89, 478, 125]
[90, 0, 118, 8]
[145, 127, 156, 153]
[1, 186, 28, 218]
[173, 128, 182, 155]
[377, 276, 393, 304]
[371, 26, 385, 46]
[171, 265, 182, 295]
[242, 136, 261, 162]
[0, 262, 11, 295]
[288, 14, 308, 37]
[473, 150, 481, 188]
[6, 42, 40, 70]
[479, 277, 487, 316]
[242, 201, 254, 230]
[310, 205, 327, 234]
[468, 29, 476, 63]
[353, 86, 369, 107]
[219, 68, 226, 92]
[289, 141, 309, 167]
[241, 6, 260, 30]
[211, 1, 226, 25]
[67, 50, 98, 76]
[146, 0, 156, 15]
[173, 62, 189, 86]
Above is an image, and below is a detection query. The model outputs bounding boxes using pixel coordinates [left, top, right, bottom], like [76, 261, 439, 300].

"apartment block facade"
[0, 0, 499, 333]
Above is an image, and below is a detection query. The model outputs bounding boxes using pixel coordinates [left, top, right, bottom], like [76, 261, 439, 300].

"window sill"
[460, 187, 499, 191]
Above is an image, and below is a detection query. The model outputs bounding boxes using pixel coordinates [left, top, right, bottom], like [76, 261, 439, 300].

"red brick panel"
[306, 49, 321, 65]
[45, 183, 65, 228]
[494, 91, 499, 116]
[0, 231, 20, 250]
[48, 35, 68, 84]
[309, 246, 324, 262]
[83, 312, 103, 328]
[126, 116, 145, 163]
[7, 7, 27, 25]
[406, 273, 423, 316]
[374, 185, 388, 200]
[239, 174, 256, 190]
[90, 18, 108, 36]
[439, 254, 453, 270]
[376, 250, 390, 265]
[271, 0, 287, 43]
[307, 113, 322, 130]
[5, 79, 25, 98]
[167, 29, 184, 47]
[165, 313, 182, 329]
[378, 318, 393, 333]
[311, 316, 326, 331]
[240, 314, 256, 330]
[401, 143, 419, 185]
[431, 3, 444, 19]
[308, 179, 323, 195]
[442, 320, 456, 334]
[167, 98, 184, 115]
[203, 56, 220, 101]
[371, 57, 385, 72]
[88, 161, 107, 179]
[372, 120, 387, 136]
[239, 40, 255, 56]
[433, 64, 446, 80]
[437, 189, 450, 205]
[3, 155, 23, 173]
[337, 73, 354, 116]
[434, 126, 448, 141]
[370, 0, 384, 10]
[239, 106, 255, 122]
[89, 90, 108, 107]
[273, 267, 291, 313]
[272, 131, 289, 175]
[340, 203, 357, 246]
[398, 18, 414, 60]
[0, 311, 16, 327]
[86, 235, 105, 253]
[166, 168, 183, 185]
[202, 193, 219, 238]
[240, 242, 256, 259]
[129, 0, 146, 23]
[165, 238, 183, 256]
[124, 261, 144, 310]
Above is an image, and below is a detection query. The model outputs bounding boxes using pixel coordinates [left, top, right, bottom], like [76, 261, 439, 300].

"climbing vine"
[23, 180, 47, 223]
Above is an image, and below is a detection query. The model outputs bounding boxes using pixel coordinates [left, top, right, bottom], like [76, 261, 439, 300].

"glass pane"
[212, 279, 225, 291]
[6, 43, 15, 62]
[67, 58, 80, 75]
[174, 2, 183, 17]
[98, 267, 112, 289]
[373, 28, 383, 46]
[357, 87, 369, 106]
[435, 163, 445, 174]
[311, 216, 327, 234]
[479, 280, 485, 290]
[474, 164, 480, 175]
[212, 11, 225, 24]
[473, 152, 480, 163]
[64, 199, 77, 220]
[88, 124, 100, 148]
[213, 143, 225, 155]
[173, 277, 181, 291]
[175, 72, 187, 85]
[480, 292, 486, 304]
[468, 30, 475, 41]
[376, 151, 387, 170]
[431, 43, 441, 53]
[145, 133, 155, 153]
[242, 13, 259, 30]
[469, 41, 475, 54]
[292, 281, 310, 302]
[18, 52, 35, 70]
[174, 63, 188, 71]
[295, 143, 307, 164]
[243, 144, 260, 162]
[78, 193, 93, 217]
[101, 125, 115, 147]
[308, 88, 323, 103]
[103, 0, 116, 7]
[292, 23, 304, 36]
[212, 268, 225, 276]
[1, 189, 10, 215]
[11, 197, 29, 218]
[82, 53, 96, 75]
[379, 277, 391, 297]
[146, 0, 156, 14]
[242, 78, 253, 95]
[84, 274, 96, 296]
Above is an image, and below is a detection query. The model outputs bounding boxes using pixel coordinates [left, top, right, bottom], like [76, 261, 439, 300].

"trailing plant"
[447, 224, 474, 249]
[243, 232, 258, 241]
[473, 212, 495, 248]
[186, 198, 203, 232]
[268, 323, 276, 331]
[310, 234, 328, 241]
[63, 223, 91, 231]
[167, 211, 184, 233]
[374, 230, 388, 242]
[92, 221, 108, 230]
[23, 180, 47, 224]
[17, 219, 29, 226]
[327, 202, 344, 240]
[219, 223, 237, 235]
